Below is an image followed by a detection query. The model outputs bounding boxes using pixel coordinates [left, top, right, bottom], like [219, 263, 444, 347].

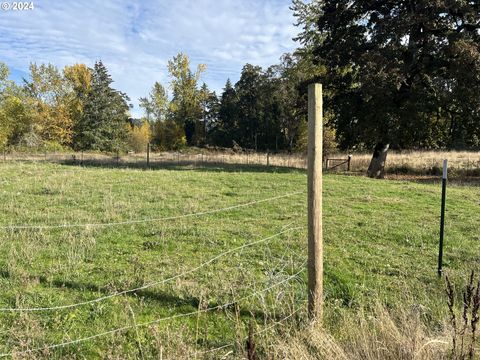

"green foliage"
[293, 0, 480, 150]
[167, 53, 205, 146]
[210, 79, 238, 147]
[141, 53, 210, 150]
[23, 63, 74, 146]
[0, 62, 32, 149]
[139, 81, 168, 122]
[75, 61, 130, 152]
[154, 118, 186, 150]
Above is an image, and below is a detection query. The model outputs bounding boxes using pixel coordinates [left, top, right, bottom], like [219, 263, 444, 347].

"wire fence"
[0, 191, 303, 230]
[0, 226, 303, 312]
[0, 264, 306, 358]
[3, 149, 480, 175]
[0, 183, 308, 357]
[1, 149, 310, 170]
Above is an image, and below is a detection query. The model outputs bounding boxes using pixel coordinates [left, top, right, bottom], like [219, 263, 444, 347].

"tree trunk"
[367, 143, 389, 179]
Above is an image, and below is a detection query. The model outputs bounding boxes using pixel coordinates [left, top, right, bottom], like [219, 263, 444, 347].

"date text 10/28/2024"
[1, 2, 34, 11]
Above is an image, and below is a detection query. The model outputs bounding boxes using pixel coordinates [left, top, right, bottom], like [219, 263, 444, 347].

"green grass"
[0, 161, 478, 358]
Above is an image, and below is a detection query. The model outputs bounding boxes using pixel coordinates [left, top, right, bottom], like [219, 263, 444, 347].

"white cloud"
[0, 0, 298, 117]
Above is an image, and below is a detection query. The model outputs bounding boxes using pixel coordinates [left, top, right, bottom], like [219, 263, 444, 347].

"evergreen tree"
[211, 79, 239, 147]
[75, 61, 130, 152]
[235, 64, 263, 148]
[199, 83, 219, 145]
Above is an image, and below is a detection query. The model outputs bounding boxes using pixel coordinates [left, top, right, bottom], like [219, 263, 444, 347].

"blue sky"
[1, 0, 298, 117]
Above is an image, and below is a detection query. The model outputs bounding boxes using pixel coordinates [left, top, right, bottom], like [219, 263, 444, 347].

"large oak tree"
[293, 0, 480, 177]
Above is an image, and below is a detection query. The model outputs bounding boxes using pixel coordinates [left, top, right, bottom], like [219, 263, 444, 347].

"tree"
[139, 81, 168, 123]
[234, 64, 263, 149]
[127, 119, 151, 153]
[167, 53, 206, 146]
[293, 0, 480, 178]
[198, 83, 219, 145]
[24, 63, 73, 147]
[75, 61, 130, 152]
[0, 63, 32, 149]
[63, 64, 92, 137]
[140, 82, 170, 148]
[211, 79, 239, 147]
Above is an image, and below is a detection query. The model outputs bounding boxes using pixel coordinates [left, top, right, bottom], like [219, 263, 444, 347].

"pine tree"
[213, 79, 239, 147]
[75, 61, 130, 152]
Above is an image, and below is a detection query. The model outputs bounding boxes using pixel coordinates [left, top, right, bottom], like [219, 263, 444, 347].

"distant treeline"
[1, 1, 479, 156]
[0, 53, 333, 154]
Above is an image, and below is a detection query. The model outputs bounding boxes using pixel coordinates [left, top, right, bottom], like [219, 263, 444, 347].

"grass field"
[0, 161, 479, 358]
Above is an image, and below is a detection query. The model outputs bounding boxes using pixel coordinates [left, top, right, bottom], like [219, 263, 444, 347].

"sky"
[0, 0, 299, 117]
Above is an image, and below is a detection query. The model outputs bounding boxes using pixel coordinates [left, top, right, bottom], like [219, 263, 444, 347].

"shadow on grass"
[385, 174, 480, 187]
[0, 269, 291, 322]
[58, 158, 305, 174]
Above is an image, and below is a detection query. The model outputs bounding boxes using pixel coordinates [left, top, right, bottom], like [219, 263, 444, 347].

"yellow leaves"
[0, 108, 9, 149]
[127, 120, 151, 153]
[31, 100, 73, 146]
[63, 64, 92, 95]
[0, 95, 30, 148]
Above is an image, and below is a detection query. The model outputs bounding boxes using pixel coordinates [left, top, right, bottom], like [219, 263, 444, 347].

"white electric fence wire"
[253, 304, 305, 336]
[194, 304, 305, 357]
[0, 265, 306, 358]
[0, 191, 303, 230]
[0, 227, 303, 312]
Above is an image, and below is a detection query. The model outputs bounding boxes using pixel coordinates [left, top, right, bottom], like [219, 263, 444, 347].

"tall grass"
[2, 149, 479, 176]
[265, 302, 449, 360]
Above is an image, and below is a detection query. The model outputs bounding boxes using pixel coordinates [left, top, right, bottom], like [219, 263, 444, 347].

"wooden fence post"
[307, 83, 323, 321]
[267, 151, 270, 166]
[147, 143, 150, 167]
[347, 155, 352, 171]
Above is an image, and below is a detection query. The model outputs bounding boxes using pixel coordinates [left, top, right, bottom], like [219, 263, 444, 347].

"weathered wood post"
[347, 155, 352, 171]
[267, 151, 270, 167]
[147, 143, 150, 167]
[307, 83, 323, 321]
[438, 159, 448, 277]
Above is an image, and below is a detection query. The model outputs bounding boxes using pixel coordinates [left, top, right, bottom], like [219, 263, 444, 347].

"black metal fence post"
[438, 159, 448, 277]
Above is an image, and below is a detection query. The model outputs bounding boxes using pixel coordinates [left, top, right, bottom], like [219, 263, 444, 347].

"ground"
[0, 161, 478, 358]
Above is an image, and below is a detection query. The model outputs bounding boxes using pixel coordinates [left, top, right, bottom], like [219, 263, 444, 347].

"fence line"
[0, 191, 303, 230]
[0, 226, 303, 312]
[0, 150, 310, 170]
[0, 265, 306, 358]
[193, 302, 306, 357]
